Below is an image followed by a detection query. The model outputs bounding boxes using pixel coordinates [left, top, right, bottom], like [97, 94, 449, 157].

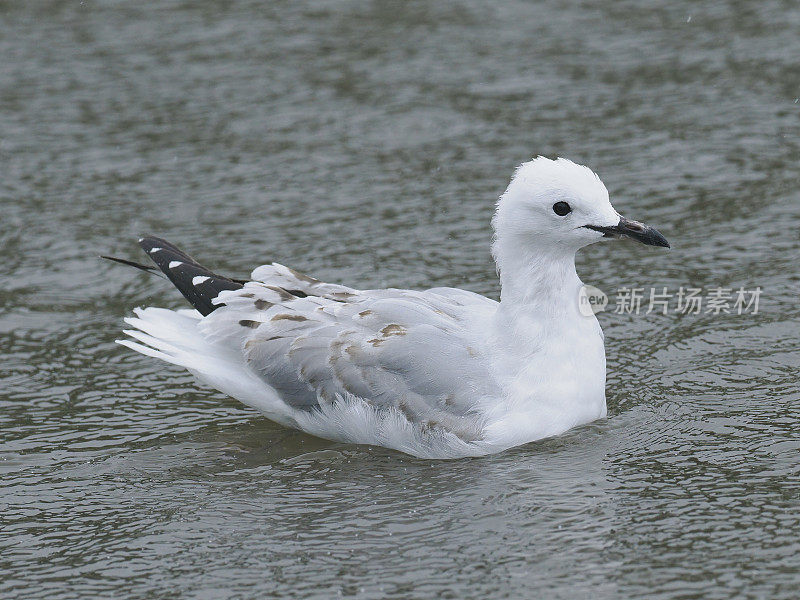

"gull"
[107, 157, 669, 459]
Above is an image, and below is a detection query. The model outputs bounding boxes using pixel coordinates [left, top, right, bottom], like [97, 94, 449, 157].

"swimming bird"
[108, 157, 669, 459]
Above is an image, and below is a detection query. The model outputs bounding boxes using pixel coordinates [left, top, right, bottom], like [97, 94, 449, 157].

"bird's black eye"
[553, 201, 572, 216]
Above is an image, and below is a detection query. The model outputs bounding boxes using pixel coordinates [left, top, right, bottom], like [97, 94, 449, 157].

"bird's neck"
[496, 245, 583, 320]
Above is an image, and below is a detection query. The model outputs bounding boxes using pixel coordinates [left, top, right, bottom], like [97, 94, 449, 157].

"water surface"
[2, 1, 799, 598]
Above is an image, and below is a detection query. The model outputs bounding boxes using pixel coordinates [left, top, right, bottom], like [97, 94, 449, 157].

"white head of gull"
[113, 157, 669, 459]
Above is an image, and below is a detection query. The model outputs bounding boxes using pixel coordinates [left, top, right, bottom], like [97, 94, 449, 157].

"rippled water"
[2, 1, 799, 598]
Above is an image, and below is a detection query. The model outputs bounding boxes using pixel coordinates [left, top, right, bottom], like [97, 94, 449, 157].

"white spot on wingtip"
[192, 276, 210, 285]
[168, 261, 183, 269]
[149, 247, 162, 254]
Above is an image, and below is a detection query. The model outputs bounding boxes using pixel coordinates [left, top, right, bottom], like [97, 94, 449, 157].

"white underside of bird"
[114, 157, 669, 459]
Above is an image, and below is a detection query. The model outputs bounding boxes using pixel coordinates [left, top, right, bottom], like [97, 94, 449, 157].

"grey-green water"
[2, 1, 799, 598]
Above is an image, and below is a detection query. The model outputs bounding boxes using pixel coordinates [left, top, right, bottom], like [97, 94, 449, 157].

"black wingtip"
[136, 236, 245, 315]
[101, 255, 164, 277]
[107, 236, 248, 315]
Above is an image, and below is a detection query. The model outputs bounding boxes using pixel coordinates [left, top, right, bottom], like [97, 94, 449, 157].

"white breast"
[481, 309, 607, 449]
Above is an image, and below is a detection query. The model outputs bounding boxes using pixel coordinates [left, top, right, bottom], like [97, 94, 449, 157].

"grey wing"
[425, 286, 499, 309]
[249, 262, 361, 300]
[199, 271, 499, 441]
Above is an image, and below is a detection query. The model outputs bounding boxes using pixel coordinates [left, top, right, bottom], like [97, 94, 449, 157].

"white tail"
[117, 307, 296, 427]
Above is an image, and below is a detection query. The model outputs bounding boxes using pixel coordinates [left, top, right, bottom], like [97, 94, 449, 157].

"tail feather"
[116, 306, 295, 425]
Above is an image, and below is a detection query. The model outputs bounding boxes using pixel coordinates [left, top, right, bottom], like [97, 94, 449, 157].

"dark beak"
[584, 216, 670, 248]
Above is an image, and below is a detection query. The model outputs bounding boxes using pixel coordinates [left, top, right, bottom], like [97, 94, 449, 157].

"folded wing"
[199, 265, 500, 441]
